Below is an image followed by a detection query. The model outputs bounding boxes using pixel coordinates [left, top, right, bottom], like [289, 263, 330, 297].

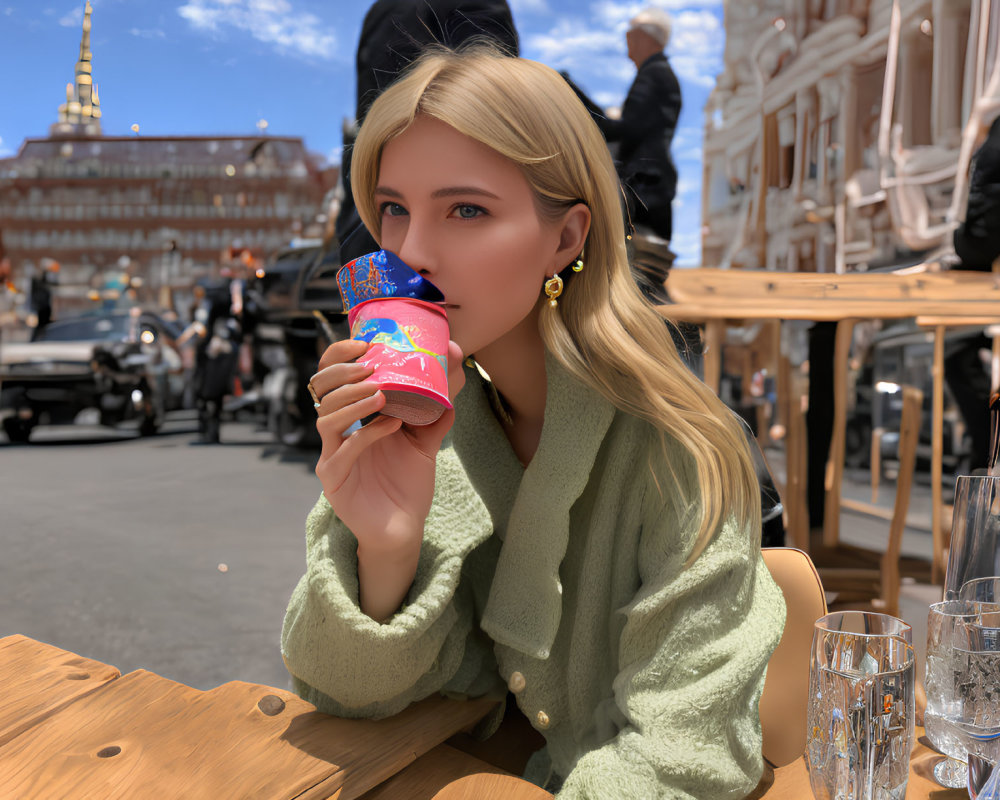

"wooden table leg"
[703, 319, 724, 396]
[823, 319, 856, 548]
[781, 353, 810, 552]
[778, 353, 794, 544]
[791, 392, 811, 551]
[932, 324, 946, 585]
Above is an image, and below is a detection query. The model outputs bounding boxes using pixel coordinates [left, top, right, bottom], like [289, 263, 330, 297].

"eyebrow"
[375, 185, 500, 200]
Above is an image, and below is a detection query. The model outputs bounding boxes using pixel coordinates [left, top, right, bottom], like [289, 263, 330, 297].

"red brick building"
[0, 1, 337, 319]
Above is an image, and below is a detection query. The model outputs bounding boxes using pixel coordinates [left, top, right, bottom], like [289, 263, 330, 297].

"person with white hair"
[596, 6, 681, 250]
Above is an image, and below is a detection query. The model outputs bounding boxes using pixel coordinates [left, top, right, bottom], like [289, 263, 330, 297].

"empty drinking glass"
[806, 612, 915, 800]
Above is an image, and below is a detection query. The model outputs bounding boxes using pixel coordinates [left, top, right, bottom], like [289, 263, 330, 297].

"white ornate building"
[702, 0, 999, 272]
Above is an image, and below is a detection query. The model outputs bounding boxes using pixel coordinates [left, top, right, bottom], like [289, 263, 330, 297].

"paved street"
[0, 412, 322, 692]
[1, 411, 948, 696]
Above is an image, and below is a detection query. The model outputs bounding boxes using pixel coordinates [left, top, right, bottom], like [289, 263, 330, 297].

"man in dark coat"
[954, 115, 1000, 271]
[595, 7, 681, 243]
[335, 0, 519, 264]
[946, 115, 1000, 471]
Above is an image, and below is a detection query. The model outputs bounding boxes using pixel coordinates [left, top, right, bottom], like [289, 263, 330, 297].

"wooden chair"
[759, 547, 827, 768]
[812, 384, 924, 617]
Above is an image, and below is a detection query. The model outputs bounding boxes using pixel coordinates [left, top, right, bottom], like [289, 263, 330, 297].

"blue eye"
[453, 204, 485, 219]
[380, 202, 407, 217]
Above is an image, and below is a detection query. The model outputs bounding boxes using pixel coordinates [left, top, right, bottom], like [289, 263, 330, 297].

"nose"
[390, 215, 435, 278]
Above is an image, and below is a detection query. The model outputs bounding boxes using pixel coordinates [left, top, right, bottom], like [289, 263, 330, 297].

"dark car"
[0, 309, 185, 443]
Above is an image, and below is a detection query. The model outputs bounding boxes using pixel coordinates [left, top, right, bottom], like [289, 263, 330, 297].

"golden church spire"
[53, 1, 102, 137]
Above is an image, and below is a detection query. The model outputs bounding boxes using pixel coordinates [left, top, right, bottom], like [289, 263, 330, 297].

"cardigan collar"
[452, 350, 616, 660]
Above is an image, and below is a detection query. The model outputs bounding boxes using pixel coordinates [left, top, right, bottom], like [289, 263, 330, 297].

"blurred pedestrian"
[947, 114, 1000, 471]
[954, 115, 1000, 271]
[179, 276, 242, 444]
[334, 0, 519, 264]
[561, 7, 681, 303]
[597, 8, 681, 245]
[29, 261, 58, 333]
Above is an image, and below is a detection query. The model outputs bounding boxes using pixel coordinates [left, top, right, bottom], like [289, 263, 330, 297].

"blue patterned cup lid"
[337, 250, 444, 309]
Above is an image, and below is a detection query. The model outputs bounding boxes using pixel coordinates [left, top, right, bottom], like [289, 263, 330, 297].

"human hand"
[311, 337, 466, 558]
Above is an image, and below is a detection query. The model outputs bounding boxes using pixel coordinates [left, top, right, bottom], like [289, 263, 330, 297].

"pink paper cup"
[348, 298, 452, 426]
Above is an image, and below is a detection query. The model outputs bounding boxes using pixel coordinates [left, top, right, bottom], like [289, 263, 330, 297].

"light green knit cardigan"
[281, 353, 786, 799]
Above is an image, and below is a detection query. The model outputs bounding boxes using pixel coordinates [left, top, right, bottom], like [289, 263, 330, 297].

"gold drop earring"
[572, 250, 584, 272]
[544, 274, 563, 307]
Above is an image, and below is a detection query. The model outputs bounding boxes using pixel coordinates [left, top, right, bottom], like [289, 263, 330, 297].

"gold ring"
[307, 381, 322, 410]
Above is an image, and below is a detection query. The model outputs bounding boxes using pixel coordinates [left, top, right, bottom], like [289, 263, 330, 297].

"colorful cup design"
[337, 249, 444, 308]
[338, 251, 451, 426]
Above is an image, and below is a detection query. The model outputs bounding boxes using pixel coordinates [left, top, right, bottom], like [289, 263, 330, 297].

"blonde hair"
[351, 47, 758, 559]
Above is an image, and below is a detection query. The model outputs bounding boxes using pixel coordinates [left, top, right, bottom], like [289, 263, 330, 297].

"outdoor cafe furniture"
[663, 265, 1000, 584]
[0, 634, 550, 799]
[0, 631, 970, 798]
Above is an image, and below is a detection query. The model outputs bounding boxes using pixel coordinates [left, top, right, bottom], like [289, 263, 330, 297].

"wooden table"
[757, 727, 968, 799]
[0, 635, 551, 799]
[664, 265, 1000, 579]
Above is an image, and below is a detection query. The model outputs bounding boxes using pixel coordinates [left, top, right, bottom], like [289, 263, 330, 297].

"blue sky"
[0, 0, 724, 265]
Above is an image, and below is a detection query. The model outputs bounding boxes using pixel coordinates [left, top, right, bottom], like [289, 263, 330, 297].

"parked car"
[0, 308, 185, 442]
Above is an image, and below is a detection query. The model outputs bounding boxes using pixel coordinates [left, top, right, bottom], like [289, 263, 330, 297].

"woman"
[282, 47, 785, 798]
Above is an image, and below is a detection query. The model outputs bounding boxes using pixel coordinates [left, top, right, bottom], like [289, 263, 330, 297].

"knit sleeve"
[557, 504, 786, 799]
[280, 443, 501, 719]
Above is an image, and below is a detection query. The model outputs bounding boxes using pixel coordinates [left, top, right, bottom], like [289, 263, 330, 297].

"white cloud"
[525, 18, 621, 70]
[129, 27, 166, 38]
[667, 10, 723, 87]
[676, 176, 698, 196]
[673, 128, 704, 162]
[177, 0, 337, 60]
[592, 0, 721, 26]
[670, 226, 702, 266]
[593, 90, 621, 108]
[59, 6, 82, 26]
[525, 4, 722, 86]
[671, 125, 700, 148]
[589, 1, 634, 30]
[0, 136, 12, 158]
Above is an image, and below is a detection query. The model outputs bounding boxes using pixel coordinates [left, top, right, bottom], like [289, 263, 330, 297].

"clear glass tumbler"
[814, 610, 913, 644]
[925, 600, 1000, 787]
[806, 613, 916, 800]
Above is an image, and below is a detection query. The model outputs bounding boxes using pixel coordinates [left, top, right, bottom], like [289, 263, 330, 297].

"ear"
[551, 203, 591, 273]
